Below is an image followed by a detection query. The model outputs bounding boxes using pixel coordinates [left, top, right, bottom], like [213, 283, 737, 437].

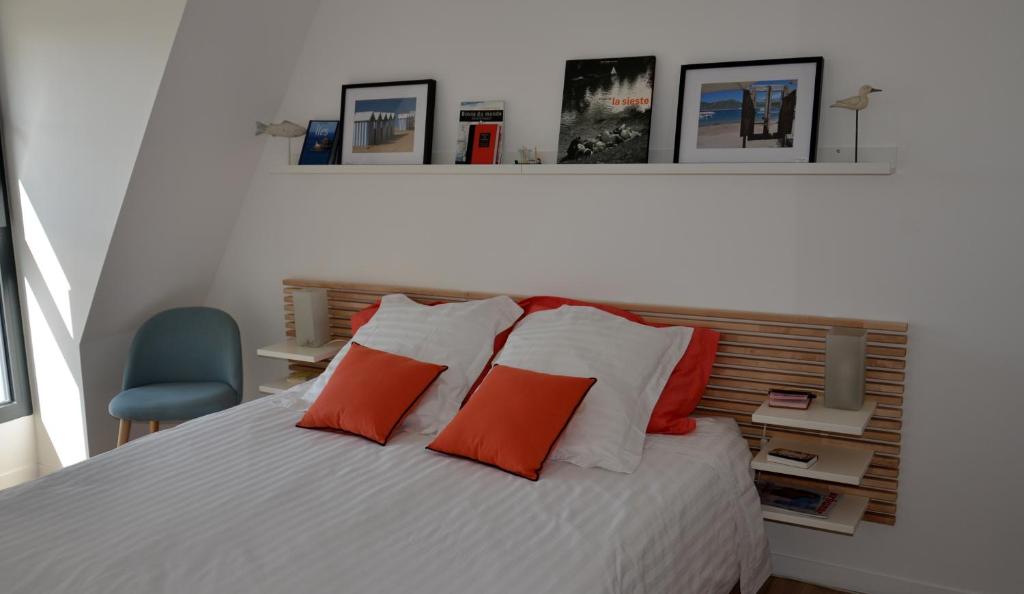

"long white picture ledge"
[270, 161, 894, 176]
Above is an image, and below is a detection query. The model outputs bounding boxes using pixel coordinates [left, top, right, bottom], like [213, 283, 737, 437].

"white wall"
[0, 415, 35, 490]
[0, 0, 187, 471]
[206, 1, 1024, 593]
[79, 0, 321, 454]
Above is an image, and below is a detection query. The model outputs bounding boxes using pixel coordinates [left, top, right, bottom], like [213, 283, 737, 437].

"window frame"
[0, 109, 33, 424]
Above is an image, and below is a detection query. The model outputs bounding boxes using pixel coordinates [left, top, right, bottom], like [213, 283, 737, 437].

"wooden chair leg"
[149, 420, 160, 433]
[117, 419, 132, 447]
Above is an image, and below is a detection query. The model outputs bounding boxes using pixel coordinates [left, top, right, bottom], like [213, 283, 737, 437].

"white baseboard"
[0, 465, 37, 491]
[772, 552, 980, 594]
[37, 461, 61, 477]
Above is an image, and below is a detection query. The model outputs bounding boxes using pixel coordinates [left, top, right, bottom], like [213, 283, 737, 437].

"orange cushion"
[352, 296, 719, 435]
[427, 365, 596, 480]
[296, 342, 447, 444]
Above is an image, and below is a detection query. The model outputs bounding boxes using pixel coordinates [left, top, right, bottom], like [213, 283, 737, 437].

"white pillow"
[492, 306, 692, 473]
[299, 294, 522, 434]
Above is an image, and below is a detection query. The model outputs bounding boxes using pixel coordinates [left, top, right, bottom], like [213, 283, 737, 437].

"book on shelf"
[757, 480, 840, 517]
[766, 448, 818, 469]
[456, 100, 504, 164]
[768, 389, 816, 410]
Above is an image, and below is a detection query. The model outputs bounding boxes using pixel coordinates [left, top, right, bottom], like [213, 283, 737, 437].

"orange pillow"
[352, 296, 720, 435]
[296, 342, 447, 444]
[427, 365, 596, 480]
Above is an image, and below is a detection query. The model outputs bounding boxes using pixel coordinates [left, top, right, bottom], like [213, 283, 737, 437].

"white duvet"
[0, 384, 769, 594]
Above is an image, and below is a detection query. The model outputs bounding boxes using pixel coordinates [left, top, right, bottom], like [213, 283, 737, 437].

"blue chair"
[109, 307, 242, 446]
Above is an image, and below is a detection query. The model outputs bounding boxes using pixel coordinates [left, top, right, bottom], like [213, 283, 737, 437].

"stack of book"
[768, 389, 815, 410]
[757, 480, 840, 518]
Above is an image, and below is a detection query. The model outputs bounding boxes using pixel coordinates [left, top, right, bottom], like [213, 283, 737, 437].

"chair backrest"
[123, 307, 242, 401]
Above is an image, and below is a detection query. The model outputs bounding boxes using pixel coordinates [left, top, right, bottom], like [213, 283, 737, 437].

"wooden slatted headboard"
[279, 279, 908, 527]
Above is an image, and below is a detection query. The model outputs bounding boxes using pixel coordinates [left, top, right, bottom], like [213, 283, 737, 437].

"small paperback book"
[767, 448, 818, 469]
[456, 100, 504, 164]
[757, 480, 840, 517]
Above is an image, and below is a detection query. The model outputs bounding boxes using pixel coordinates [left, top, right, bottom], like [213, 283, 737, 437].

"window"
[0, 110, 32, 423]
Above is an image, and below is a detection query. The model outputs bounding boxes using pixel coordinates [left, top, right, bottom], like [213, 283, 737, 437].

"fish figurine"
[255, 120, 307, 137]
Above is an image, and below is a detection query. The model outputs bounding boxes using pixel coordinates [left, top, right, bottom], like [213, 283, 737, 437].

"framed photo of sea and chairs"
[673, 57, 823, 163]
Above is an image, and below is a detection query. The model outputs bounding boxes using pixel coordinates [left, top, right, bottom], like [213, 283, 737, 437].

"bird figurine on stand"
[830, 85, 882, 162]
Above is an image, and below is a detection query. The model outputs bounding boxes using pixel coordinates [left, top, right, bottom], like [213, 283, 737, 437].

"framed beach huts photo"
[338, 79, 436, 164]
[673, 57, 823, 163]
[298, 120, 339, 165]
[558, 56, 655, 164]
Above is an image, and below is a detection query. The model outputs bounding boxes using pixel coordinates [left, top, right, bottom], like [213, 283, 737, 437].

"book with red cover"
[467, 124, 500, 164]
[456, 100, 504, 164]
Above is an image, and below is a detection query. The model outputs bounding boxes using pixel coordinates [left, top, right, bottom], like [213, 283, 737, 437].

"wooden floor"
[731, 577, 856, 594]
[760, 577, 856, 594]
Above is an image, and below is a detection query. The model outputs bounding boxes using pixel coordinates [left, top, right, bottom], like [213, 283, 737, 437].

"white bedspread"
[0, 385, 769, 594]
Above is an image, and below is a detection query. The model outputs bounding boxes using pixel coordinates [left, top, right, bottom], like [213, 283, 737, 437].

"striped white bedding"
[0, 384, 770, 594]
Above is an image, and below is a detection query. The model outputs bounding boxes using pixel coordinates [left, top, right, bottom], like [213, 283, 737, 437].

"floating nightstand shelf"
[760, 494, 869, 536]
[752, 437, 872, 485]
[752, 398, 877, 436]
[257, 340, 344, 395]
[752, 398, 881, 535]
[257, 339, 345, 363]
[258, 377, 303, 395]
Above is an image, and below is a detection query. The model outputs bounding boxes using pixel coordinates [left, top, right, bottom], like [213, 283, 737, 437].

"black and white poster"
[558, 56, 655, 164]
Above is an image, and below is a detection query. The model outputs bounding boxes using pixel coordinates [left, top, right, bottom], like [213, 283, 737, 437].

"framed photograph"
[338, 79, 436, 165]
[673, 57, 823, 163]
[558, 56, 655, 164]
[298, 120, 339, 165]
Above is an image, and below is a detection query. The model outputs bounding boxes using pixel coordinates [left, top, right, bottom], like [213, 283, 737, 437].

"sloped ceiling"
[79, 0, 321, 454]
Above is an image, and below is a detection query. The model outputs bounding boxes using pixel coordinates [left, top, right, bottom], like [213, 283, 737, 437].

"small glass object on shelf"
[515, 146, 543, 164]
[293, 288, 330, 347]
[824, 327, 866, 410]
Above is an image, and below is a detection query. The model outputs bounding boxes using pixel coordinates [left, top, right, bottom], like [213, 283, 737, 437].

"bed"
[0, 381, 770, 594]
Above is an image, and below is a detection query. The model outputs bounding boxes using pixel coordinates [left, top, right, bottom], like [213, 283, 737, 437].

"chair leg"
[117, 419, 132, 447]
[149, 420, 160, 433]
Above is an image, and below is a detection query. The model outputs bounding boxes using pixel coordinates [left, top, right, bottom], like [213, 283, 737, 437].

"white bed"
[0, 383, 770, 594]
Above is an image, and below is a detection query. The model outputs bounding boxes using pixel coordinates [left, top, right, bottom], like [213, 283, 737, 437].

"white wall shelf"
[752, 437, 872, 485]
[761, 494, 869, 535]
[270, 161, 894, 176]
[752, 399, 877, 436]
[256, 339, 345, 363]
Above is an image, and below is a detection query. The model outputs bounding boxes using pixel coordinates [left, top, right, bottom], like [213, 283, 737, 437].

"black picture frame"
[298, 120, 340, 166]
[673, 57, 823, 163]
[337, 79, 436, 165]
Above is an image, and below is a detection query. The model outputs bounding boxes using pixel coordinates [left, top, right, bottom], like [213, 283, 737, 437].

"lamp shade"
[824, 327, 866, 411]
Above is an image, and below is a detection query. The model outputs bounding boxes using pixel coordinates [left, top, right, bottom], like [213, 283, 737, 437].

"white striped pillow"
[492, 306, 692, 473]
[299, 294, 523, 434]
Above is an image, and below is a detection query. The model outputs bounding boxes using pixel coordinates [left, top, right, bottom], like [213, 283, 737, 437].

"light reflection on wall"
[18, 179, 73, 337]
[23, 281, 87, 467]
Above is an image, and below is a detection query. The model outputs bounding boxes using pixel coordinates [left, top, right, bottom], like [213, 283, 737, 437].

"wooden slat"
[283, 279, 907, 330]
[280, 278, 908, 528]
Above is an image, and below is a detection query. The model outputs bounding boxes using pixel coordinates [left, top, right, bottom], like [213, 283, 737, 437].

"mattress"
[0, 383, 770, 594]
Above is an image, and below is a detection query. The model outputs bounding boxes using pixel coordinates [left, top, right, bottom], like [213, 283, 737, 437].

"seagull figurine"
[831, 85, 882, 111]
[830, 85, 882, 162]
